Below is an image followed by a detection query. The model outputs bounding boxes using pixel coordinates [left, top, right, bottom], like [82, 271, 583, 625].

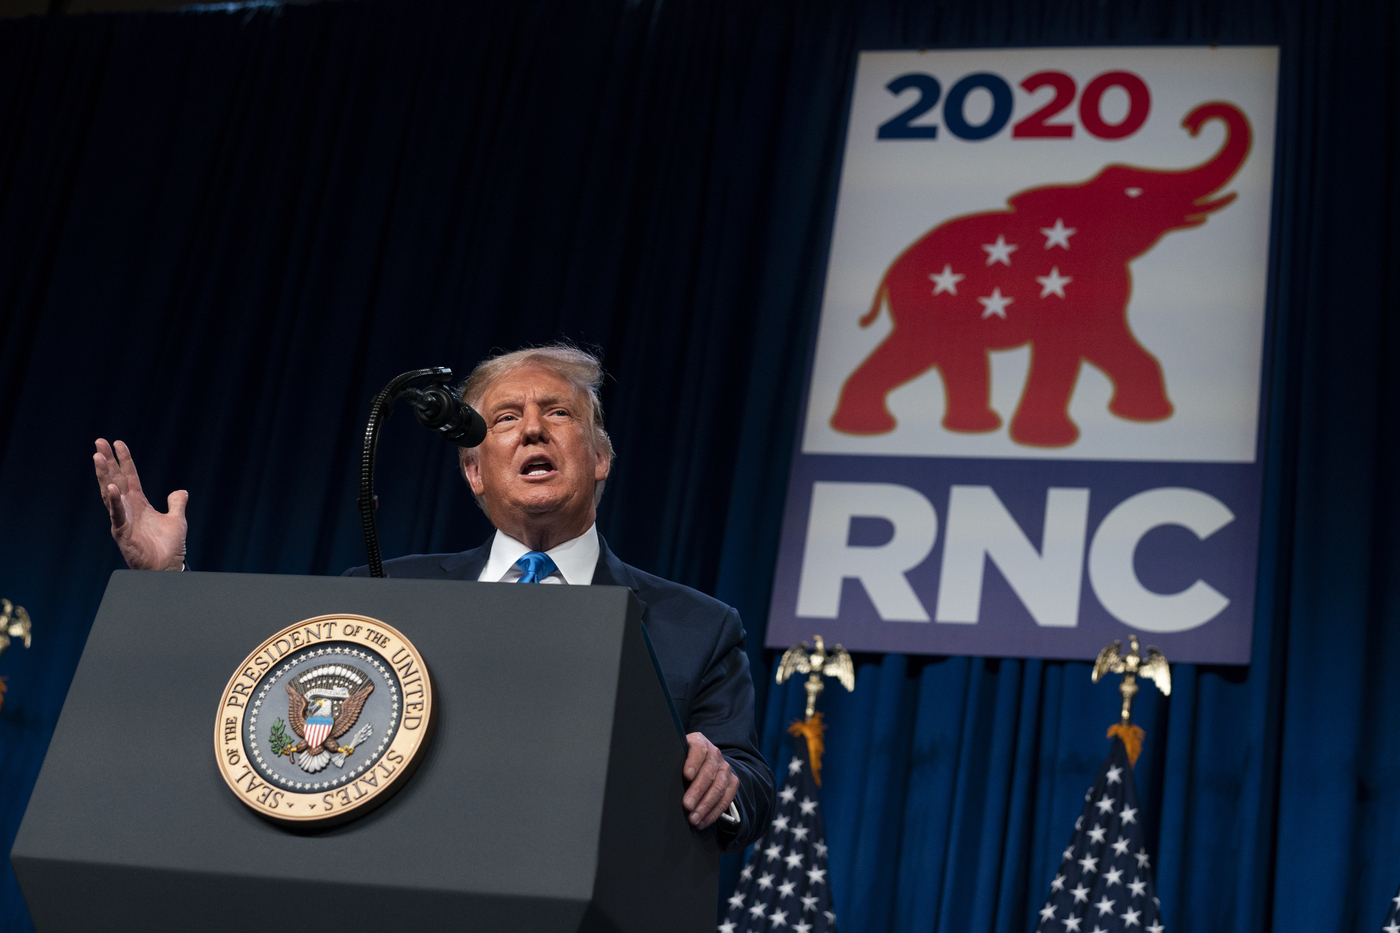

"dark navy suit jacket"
[345, 535, 775, 851]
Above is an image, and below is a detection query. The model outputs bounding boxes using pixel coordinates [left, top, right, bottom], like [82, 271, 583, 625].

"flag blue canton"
[721, 735, 837, 933]
[1036, 738, 1164, 933]
[1379, 880, 1400, 933]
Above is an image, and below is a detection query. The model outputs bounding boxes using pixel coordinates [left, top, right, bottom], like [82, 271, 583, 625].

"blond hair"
[457, 344, 615, 513]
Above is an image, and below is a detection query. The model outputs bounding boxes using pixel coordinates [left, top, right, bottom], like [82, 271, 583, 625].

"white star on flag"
[929, 264, 965, 295]
[978, 287, 1013, 318]
[1036, 266, 1072, 298]
[982, 235, 1019, 265]
[1379, 880, 1400, 933]
[1041, 218, 1076, 248]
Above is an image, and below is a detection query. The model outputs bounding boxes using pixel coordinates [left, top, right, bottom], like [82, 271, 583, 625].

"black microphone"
[402, 385, 487, 447]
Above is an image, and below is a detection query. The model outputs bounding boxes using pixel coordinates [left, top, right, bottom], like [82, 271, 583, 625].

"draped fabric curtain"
[0, 2, 1396, 932]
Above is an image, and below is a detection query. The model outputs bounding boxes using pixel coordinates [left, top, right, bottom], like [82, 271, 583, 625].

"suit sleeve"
[690, 607, 775, 852]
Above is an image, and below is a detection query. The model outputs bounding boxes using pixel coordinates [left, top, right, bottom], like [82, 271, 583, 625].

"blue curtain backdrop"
[0, 1, 1396, 931]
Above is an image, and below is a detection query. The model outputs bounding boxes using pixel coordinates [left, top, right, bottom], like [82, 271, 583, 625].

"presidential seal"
[214, 614, 433, 825]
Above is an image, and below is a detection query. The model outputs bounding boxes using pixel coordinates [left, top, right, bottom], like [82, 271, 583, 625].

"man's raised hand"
[93, 439, 188, 572]
[682, 732, 738, 830]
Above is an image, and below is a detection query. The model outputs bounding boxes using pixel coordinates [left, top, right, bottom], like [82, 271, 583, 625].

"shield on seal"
[303, 708, 334, 750]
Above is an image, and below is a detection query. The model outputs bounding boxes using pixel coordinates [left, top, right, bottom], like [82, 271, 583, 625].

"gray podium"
[11, 571, 719, 932]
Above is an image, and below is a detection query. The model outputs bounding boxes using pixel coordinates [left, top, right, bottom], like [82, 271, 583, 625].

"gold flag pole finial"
[776, 635, 855, 785]
[1091, 634, 1170, 766]
[0, 599, 34, 712]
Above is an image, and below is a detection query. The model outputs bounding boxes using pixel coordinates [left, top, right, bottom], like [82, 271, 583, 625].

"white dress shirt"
[477, 524, 599, 584]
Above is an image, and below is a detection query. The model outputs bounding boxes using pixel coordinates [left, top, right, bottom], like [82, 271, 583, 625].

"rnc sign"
[766, 46, 1279, 664]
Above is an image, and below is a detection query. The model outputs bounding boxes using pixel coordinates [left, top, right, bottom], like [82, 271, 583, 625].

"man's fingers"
[93, 451, 112, 494]
[683, 737, 708, 781]
[114, 440, 145, 495]
[105, 484, 128, 530]
[698, 778, 738, 829]
[167, 490, 189, 519]
[693, 758, 733, 824]
[685, 746, 721, 813]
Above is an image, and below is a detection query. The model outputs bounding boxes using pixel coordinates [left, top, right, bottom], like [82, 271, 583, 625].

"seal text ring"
[214, 614, 434, 826]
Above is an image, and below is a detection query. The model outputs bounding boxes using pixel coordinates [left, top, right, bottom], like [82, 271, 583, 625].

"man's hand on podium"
[93, 439, 188, 572]
[682, 731, 739, 830]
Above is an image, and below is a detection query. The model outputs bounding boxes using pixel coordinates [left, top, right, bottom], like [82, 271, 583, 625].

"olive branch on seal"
[268, 718, 292, 756]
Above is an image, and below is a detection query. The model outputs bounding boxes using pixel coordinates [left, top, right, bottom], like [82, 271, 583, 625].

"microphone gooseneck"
[357, 367, 486, 578]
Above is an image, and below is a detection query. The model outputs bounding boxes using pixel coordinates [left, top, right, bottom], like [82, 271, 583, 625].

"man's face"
[463, 363, 611, 543]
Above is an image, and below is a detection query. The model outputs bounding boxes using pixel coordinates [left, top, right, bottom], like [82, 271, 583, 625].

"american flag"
[1379, 881, 1400, 933]
[720, 733, 837, 933]
[1035, 736, 1164, 933]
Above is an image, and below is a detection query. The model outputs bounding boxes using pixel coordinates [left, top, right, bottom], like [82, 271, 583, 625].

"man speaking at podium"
[93, 344, 774, 851]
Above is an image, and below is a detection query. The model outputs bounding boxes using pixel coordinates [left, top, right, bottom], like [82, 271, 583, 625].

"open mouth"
[521, 457, 555, 477]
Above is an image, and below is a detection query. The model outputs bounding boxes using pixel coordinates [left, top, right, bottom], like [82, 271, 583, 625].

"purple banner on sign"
[765, 455, 1260, 663]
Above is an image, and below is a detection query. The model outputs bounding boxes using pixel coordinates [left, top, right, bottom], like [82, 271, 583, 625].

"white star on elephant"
[1037, 266, 1072, 298]
[981, 235, 1018, 265]
[1041, 218, 1076, 249]
[928, 264, 965, 295]
[977, 287, 1014, 318]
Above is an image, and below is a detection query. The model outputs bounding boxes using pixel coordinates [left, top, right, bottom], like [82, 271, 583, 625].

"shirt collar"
[479, 524, 599, 585]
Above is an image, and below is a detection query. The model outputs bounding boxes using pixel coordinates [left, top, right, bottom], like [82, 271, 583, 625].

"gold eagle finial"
[776, 635, 855, 719]
[1092, 635, 1170, 766]
[0, 599, 32, 658]
[0, 598, 33, 713]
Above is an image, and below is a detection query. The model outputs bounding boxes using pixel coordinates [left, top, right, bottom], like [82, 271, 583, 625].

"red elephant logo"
[830, 102, 1252, 448]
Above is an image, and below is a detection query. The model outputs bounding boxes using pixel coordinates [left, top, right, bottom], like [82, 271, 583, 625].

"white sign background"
[803, 47, 1279, 463]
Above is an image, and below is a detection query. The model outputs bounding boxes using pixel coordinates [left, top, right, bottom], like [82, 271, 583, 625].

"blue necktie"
[514, 551, 558, 584]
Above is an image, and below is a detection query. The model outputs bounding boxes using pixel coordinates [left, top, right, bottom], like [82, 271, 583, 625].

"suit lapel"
[591, 536, 638, 589]
[439, 535, 494, 580]
[592, 536, 649, 626]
